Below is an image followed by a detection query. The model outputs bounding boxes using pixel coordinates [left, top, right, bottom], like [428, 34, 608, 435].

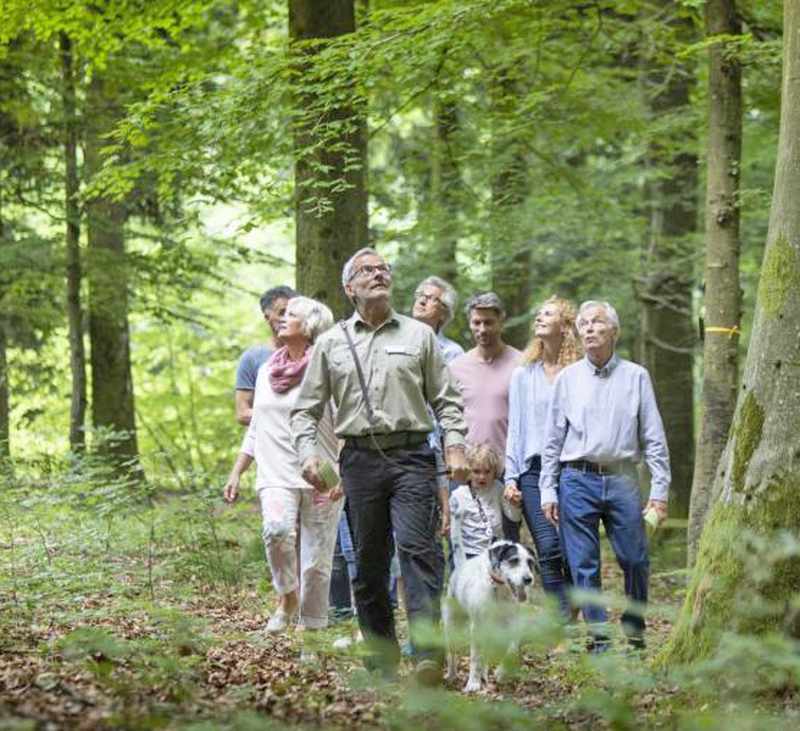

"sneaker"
[333, 636, 354, 649]
[412, 658, 442, 687]
[264, 609, 298, 633]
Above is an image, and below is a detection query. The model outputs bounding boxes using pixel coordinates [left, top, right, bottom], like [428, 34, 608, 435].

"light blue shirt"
[504, 361, 552, 483]
[540, 355, 671, 505]
[437, 331, 464, 364]
[428, 330, 464, 486]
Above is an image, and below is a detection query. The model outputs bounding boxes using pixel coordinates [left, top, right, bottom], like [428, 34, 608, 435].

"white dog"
[443, 539, 538, 692]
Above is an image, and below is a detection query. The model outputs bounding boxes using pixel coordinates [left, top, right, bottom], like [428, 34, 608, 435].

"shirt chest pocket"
[384, 345, 422, 384]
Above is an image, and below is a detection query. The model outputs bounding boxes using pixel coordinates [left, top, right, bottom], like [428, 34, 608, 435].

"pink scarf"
[268, 345, 311, 393]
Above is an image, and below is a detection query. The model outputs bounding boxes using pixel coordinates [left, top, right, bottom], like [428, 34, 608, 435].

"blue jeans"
[519, 468, 570, 618]
[559, 467, 649, 640]
[329, 509, 357, 613]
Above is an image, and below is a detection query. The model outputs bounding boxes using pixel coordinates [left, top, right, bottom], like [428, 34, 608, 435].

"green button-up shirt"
[291, 308, 467, 464]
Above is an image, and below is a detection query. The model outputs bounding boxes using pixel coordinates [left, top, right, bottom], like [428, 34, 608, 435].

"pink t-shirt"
[449, 345, 521, 461]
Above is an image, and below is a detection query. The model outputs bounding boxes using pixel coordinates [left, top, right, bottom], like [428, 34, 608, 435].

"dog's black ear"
[489, 541, 517, 571]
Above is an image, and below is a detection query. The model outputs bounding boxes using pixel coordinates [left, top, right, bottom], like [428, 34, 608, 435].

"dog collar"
[489, 569, 505, 586]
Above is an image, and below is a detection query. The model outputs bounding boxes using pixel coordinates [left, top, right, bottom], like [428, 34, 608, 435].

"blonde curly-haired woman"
[504, 297, 582, 617]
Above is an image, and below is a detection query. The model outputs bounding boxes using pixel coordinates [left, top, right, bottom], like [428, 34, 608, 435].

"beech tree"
[61, 32, 87, 453]
[86, 71, 138, 463]
[289, 0, 368, 321]
[638, 4, 698, 517]
[665, 0, 800, 662]
[687, 0, 743, 564]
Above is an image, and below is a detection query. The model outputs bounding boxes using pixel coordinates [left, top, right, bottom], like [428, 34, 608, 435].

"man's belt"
[562, 459, 631, 476]
[344, 431, 428, 451]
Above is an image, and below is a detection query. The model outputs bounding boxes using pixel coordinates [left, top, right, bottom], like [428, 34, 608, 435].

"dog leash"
[339, 320, 450, 478]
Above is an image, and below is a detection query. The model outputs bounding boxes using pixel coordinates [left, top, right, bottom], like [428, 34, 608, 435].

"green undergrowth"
[1, 464, 800, 728]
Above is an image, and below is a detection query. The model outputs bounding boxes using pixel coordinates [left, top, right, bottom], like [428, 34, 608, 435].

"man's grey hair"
[464, 291, 505, 320]
[577, 300, 621, 340]
[341, 247, 381, 289]
[416, 275, 458, 325]
[286, 296, 334, 343]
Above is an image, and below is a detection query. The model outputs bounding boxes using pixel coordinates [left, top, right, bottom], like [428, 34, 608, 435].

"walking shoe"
[412, 658, 442, 687]
[264, 609, 298, 633]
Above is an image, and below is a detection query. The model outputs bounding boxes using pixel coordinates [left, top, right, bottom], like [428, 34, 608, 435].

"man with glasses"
[291, 248, 468, 684]
[412, 276, 464, 364]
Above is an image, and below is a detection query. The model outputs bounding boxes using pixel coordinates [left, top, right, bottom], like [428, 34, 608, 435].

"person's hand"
[329, 483, 344, 502]
[301, 455, 326, 490]
[445, 446, 468, 484]
[440, 501, 451, 538]
[223, 474, 240, 503]
[644, 499, 668, 524]
[504, 481, 522, 506]
[542, 501, 559, 528]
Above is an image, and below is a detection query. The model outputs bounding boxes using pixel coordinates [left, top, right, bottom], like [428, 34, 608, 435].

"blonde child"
[450, 444, 522, 563]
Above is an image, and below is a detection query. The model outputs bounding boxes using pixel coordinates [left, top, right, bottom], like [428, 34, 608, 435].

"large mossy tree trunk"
[639, 7, 698, 518]
[86, 72, 139, 466]
[60, 32, 87, 453]
[489, 69, 530, 351]
[664, 0, 800, 663]
[289, 0, 368, 322]
[687, 0, 742, 565]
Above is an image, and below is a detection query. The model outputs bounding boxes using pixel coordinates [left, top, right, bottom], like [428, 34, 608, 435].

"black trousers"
[341, 443, 442, 670]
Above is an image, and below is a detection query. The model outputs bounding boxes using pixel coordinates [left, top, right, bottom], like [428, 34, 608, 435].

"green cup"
[644, 507, 660, 533]
[318, 460, 339, 491]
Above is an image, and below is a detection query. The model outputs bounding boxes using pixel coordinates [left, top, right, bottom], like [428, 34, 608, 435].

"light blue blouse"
[504, 361, 552, 483]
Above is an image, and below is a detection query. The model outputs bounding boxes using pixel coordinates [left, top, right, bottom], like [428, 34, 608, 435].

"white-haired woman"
[224, 296, 342, 645]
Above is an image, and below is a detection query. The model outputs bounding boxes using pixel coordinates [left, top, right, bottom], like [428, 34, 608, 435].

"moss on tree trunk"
[664, 0, 800, 664]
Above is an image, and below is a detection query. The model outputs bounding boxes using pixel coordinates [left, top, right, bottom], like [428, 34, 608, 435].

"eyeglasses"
[415, 291, 444, 307]
[353, 263, 392, 280]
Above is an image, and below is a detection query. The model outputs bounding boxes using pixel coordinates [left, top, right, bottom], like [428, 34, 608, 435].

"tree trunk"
[489, 70, 530, 351]
[289, 0, 368, 321]
[86, 72, 139, 465]
[0, 160, 8, 463]
[639, 9, 698, 519]
[687, 0, 742, 564]
[0, 317, 7, 463]
[61, 32, 87, 453]
[431, 97, 460, 284]
[663, 0, 800, 663]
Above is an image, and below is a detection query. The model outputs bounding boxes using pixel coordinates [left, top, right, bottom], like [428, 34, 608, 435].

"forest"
[2, 0, 800, 728]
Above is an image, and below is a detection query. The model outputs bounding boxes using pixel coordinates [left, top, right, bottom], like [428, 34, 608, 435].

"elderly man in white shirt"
[540, 300, 670, 650]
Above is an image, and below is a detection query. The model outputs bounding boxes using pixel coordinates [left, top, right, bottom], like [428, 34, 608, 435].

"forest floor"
[0, 492, 789, 729]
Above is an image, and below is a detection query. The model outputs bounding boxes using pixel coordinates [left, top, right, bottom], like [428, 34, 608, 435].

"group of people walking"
[223, 246, 672, 683]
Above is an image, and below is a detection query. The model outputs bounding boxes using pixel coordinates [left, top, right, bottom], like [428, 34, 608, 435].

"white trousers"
[258, 487, 343, 629]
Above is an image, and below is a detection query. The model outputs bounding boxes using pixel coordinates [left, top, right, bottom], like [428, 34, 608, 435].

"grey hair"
[577, 300, 621, 340]
[341, 247, 381, 289]
[285, 296, 334, 343]
[464, 291, 505, 320]
[416, 275, 458, 325]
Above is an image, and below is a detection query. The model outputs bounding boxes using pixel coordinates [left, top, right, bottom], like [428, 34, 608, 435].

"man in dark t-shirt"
[235, 285, 295, 426]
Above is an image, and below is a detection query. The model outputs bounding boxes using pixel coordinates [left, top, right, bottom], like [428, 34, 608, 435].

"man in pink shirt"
[450, 292, 522, 539]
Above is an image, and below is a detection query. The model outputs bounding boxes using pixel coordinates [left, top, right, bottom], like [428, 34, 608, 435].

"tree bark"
[489, 70, 530, 351]
[663, 0, 800, 663]
[0, 317, 7, 463]
[687, 0, 742, 564]
[289, 0, 368, 321]
[61, 32, 87, 453]
[86, 72, 139, 465]
[431, 97, 460, 285]
[0, 157, 8, 463]
[639, 8, 698, 519]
